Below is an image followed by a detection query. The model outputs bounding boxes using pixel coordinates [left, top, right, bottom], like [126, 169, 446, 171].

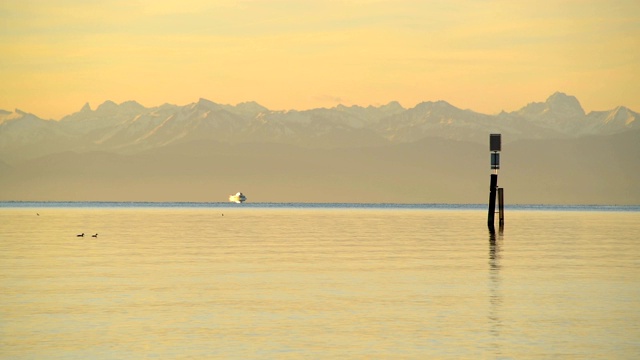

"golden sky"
[2, 0, 639, 119]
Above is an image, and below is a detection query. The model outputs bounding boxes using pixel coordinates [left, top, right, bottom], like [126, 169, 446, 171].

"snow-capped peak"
[545, 92, 585, 117]
[517, 92, 585, 119]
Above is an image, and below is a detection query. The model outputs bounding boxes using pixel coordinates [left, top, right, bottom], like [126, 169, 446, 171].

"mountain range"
[1, 92, 638, 204]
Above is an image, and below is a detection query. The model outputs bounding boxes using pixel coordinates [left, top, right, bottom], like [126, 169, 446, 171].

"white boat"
[229, 192, 247, 203]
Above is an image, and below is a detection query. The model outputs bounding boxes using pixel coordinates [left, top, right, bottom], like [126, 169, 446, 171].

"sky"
[1, 0, 639, 120]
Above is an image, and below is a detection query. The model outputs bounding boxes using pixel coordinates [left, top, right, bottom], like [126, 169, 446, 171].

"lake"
[1, 203, 639, 359]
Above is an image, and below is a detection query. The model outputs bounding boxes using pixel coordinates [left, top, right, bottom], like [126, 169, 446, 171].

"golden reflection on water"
[1, 207, 639, 359]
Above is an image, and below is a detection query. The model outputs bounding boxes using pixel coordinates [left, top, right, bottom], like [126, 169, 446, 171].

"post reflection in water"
[488, 228, 504, 356]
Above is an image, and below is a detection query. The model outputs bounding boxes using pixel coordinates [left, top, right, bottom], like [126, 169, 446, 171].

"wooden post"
[498, 187, 504, 228]
[488, 174, 498, 229]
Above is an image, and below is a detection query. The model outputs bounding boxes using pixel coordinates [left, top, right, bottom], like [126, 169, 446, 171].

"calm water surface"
[1, 205, 639, 359]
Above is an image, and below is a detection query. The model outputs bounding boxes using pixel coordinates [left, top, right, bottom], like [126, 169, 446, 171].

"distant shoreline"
[1, 201, 638, 212]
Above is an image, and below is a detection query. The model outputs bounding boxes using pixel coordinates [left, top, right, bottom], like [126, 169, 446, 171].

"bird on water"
[77, 233, 84, 237]
[92, 233, 98, 238]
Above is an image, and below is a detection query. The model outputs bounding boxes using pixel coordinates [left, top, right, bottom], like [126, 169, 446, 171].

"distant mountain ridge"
[0, 92, 638, 163]
[1, 92, 639, 205]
